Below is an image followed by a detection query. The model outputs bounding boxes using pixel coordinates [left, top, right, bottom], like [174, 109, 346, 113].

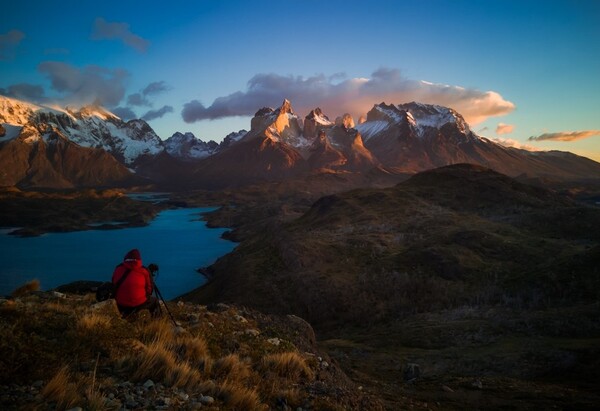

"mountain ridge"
[1, 95, 599, 189]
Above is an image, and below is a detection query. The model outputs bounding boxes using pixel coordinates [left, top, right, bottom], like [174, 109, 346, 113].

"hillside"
[184, 164, 600, 409]
[0, 286, 381, 410]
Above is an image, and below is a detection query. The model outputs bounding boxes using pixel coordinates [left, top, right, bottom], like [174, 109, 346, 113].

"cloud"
[181, 68, 515, 125]
[496, 123, 514, 135]
[126, 81, 170, 107]
[127, 92, 150, 107]
[91, 17, 149, 52]
[0, 83, 45, 101]
[0, 29, 25, 60]
[112, 106, 137, 121]
[478, 126, 489, 133]
[142, 81, 170, 96]
[491, 137, 539, 151]
[38, 61, 129, 107]
[528, 130, 600, 142]
[142, 105, 173, 121]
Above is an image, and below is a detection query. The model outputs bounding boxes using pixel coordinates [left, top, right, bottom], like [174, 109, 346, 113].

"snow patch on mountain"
[398, 102, 470, 135]
[165, 132, 219, 160]
[0, 124, 23, 142]
[355, 121, 390, 141]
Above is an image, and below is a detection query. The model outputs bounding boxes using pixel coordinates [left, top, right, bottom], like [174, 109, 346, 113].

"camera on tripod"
[148, 263, 159, 276]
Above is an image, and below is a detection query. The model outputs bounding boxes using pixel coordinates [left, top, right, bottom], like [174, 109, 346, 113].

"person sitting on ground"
[112, 248, 160, 318]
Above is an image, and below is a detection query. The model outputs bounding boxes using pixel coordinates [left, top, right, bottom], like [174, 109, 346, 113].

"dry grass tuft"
[11, 279, 40, 297]
[128, 339, 202, 389]
[138, 318, 175, 345]
[212, 353, 252, 381]
[165, 359, 202, 389]
[261, 352, 314, 381]
[84, 390, 107, 411]
[175, 335, 209, 364]
[40, 366, 81, 409]
[218, 380, 264, 410]
[76, 312, 111, 335]
[132, 340, 177, 382]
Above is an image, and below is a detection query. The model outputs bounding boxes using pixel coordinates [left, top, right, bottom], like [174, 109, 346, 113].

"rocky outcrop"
[303, 108, 333, 140]
[246, 100, 305, 148]
[335, 113, 355, 129]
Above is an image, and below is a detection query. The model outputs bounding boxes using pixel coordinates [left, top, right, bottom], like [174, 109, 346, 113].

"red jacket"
[112, 259, 153, 307]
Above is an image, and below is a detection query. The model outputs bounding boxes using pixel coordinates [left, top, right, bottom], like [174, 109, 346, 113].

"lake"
[0, 208, 235, 300]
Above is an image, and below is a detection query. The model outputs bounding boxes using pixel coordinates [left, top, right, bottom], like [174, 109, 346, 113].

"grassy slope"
[185, 164, 600, 410]
[0, 291, 381, 410]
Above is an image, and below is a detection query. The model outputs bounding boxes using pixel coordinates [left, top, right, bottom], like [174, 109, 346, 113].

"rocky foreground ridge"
[0, 285, 382, 410]
[1, 95, 599, 189]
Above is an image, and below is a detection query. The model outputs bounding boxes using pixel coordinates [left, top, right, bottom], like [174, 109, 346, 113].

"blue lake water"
[0, 208, 235, 300]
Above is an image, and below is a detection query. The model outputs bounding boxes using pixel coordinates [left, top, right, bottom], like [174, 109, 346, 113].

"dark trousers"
[118, 296, 161, 318]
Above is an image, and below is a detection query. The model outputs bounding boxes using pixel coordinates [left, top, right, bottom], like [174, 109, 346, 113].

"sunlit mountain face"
[1, 95, 599, 189]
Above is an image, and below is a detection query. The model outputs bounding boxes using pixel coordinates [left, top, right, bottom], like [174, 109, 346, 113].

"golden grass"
[176, 335, 210, 365]
[165, 358, 202, 389]
[11, 279, 40, 297]
[132, 340, 177, 381]
[217, 380, 264, 410]
[138, 318, 175, 345]
[40, 366, 81, 409]
[76, 312, 111, 334]
[260, 352, 314, 381]
[128, 339, 203, 390]
[212, 353, 252, 382]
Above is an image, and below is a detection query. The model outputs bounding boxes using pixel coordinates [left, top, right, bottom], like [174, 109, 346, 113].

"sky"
[1, 0, 599, 161]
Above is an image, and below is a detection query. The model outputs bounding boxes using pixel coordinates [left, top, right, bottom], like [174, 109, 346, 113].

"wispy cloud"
[38, 61, 129, 107]
[496, 123, 514, 135]
[182, 68, 515, 125]
[112, 106, 137, 121]
[0, 83, 45, 101]
[91, 17, 149, 52]
[0, 29, 25, 60]
[491, 137, 539, 151]
[142, 105, 173, 121]
[528, 130, 600, 142]
[126, 81, 170, 107]
[142, 81, 170, 96]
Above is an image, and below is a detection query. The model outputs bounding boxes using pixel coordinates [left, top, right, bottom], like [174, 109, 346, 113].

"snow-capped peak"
[306, 108, 333, 126]
[0, 95, 164, 165]
[73, 104, 120, 121]
[398, 101, 470, 134]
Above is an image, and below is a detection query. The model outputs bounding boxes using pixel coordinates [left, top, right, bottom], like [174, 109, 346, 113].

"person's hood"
[123, 248, 143, 268]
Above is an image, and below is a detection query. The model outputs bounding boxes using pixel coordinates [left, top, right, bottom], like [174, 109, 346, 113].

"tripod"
[148, 264, 178, 327]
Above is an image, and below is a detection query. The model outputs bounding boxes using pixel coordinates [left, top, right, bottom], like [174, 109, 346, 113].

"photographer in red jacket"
[112, 249, 160, 318]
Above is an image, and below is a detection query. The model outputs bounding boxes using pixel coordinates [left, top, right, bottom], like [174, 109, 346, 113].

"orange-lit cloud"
[491, 137, 539, 151]
[91, 18, 149, 52]
[182, 68, 515, 125]
[496, 123, 514, 135]
[528, 130, 600, 142]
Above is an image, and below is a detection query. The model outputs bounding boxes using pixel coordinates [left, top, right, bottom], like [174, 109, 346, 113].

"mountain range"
[1, 95, 599, 189]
